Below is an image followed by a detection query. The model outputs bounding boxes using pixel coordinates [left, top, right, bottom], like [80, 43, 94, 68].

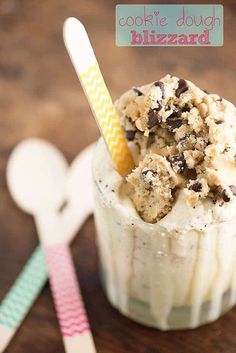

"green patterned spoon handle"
[0, 246, 47, 352]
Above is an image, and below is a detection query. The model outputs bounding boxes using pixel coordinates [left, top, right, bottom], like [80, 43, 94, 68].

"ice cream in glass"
[93, 75, 236, 330]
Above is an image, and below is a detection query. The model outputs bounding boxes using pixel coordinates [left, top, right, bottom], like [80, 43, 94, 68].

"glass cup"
[92, 138, 236, 330]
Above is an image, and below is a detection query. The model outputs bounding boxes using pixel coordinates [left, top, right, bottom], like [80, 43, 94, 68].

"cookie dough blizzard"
[115, 75, 236, 223]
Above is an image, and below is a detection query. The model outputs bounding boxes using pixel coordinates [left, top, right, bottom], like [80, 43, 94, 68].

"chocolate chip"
[165, 104, 190, 130]
[126, 115, 133, 122]
[181, 104, 190, 112]
[133, 88, 143, 96]
[125, 130, 136, 141]
[222, 189, 230, 202]
[167, 109, 182, 119]
[147, 108, 161, 129]
[168, 154, 186, 173]
[166, 115, 183, 130]
[189, 182, 202, 192]
[171, 187, 178, 197]
[147, 132, 155, 147]
[176, 79, 188, 98]
[141, 169, 157, 188]
[217, 98, 223, 102]
[229, 185, 236, 196]
[215, 120, 223, 125]
[223, 146, 230, 153]
[185, 168, 197, 180]
[169, 104, 189, 116]
[165, 105, 171, 111]
[203, 89, 209, 94]
[156, 100, 162, 111]
[142, 169, 157, 176]
[154, 81, 165, 99]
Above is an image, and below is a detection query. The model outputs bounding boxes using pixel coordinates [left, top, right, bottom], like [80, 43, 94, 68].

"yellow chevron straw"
[63, 18, 134, 176]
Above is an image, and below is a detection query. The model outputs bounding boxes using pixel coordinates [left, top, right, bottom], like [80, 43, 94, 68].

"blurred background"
[0, 1, 236, 352]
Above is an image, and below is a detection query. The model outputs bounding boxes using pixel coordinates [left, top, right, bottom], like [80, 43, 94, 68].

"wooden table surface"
[1, 0, 236, 352]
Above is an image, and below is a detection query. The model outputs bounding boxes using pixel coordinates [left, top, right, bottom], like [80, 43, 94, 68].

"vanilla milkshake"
[93, 75, 236, 330]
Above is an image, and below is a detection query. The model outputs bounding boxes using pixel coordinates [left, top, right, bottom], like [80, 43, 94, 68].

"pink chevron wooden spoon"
[7, 138, 97, 353]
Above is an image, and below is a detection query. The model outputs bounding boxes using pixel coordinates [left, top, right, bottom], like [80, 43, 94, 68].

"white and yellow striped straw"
[63, 17, 134, 176]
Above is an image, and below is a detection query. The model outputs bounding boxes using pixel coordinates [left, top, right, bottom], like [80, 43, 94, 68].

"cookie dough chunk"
[185, 178, 210, 207]
[126, 154, 180, 223]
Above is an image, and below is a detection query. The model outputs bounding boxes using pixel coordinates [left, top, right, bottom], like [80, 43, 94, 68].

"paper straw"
[63, 17, 134, 176]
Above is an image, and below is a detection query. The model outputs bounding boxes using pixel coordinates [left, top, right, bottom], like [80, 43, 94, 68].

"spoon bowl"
[7, 138, 68, 215]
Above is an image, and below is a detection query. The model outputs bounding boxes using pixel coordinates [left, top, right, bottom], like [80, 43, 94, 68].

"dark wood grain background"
[1, 0, 236, 352]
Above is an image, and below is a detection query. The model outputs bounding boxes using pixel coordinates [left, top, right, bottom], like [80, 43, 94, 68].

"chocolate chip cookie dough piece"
[126, 154, 181, 223]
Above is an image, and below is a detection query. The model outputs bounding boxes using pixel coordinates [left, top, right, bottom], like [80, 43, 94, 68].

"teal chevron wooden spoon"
[0, 139, 95, 352]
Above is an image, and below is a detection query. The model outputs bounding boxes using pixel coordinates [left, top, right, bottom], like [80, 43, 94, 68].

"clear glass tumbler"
[93, 139, 236, 330]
